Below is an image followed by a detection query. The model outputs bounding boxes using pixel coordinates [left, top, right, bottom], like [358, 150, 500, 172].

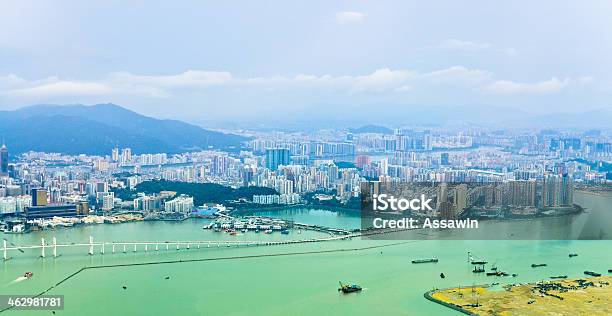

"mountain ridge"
[0, 103, 248, 155]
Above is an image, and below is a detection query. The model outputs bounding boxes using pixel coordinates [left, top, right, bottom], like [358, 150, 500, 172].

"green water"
[1, 192, 611, 316]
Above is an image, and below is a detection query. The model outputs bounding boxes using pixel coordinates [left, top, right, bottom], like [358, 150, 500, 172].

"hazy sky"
[1, 1, 611, 124]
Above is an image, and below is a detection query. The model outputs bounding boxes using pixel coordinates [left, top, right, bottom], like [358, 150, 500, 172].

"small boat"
[471, 261, 487, 265]
[569, 253, 578, 257]
[24, 272, 33, 278]
[338, 281, 362, 294]
[486, 272, 498, 276]
[608, 269, 612, 273]
[472, 267, 485, 273]
[264, 229, 273, 234]
[412, 258, 439, 264]
[490, 267, 498, 271]
[584, 271, 602, 277]
[439, 273, 445, 279]
[229, 231, 237, 236]
[512, 274, 518, 277]
[550, 275, 568, 279]
[241, 229, 247, 233]
[531, 263, 547, 268]
[281, 230, 289, 235]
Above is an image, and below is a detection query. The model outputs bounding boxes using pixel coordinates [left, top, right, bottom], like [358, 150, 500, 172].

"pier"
[1, 234, 355, 261]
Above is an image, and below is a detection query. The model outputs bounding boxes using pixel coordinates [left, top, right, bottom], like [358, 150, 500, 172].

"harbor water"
[1, 192, 611, 315]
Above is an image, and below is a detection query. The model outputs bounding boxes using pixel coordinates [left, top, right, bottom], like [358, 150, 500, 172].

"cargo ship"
[411, 258, 438, 264]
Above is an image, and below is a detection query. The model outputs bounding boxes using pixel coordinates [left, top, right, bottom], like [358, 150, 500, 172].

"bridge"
[1, 234, 355, 261]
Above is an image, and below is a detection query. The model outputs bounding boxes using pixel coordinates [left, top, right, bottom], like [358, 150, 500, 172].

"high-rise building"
[542, 174, 574, 207]
[0, 143, 8, 176]
[31, 188, 48, 207]
[265, 148, 290, 171]
[508, 180, 536, 207]
[111, 147, 119, 162]
[440, 153, 450, 166]
[121, 148, 132, 163]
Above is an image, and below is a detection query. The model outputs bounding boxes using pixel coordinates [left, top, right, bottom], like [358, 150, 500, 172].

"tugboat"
[24, 272, 33, 278]
[338, 281, 362, 294]
[411, 258, 438, 264]
[531, 263, 547, 268]
[584, 271, 602, 277]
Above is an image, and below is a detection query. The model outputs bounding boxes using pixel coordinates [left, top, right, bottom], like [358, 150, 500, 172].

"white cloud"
[352, 68, 414, 92]
[109, 70, 232, 88]
[7, 80, 112, 97]
[335, 11, 365, 25]
[483, 77, 571, 94]
[0, 68, 589, 99]
[422, 66, 492, 85]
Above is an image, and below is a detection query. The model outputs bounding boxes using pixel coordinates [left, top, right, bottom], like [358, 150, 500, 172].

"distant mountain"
[348, 124, 393, 134]
[0, 103, 248, 155]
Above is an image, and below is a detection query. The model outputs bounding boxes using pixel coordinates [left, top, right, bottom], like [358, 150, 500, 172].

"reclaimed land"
[425, 276, 612, 316]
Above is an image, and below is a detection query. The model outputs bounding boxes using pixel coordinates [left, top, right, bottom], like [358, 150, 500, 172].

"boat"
[24, 272, 33, 278]
[472, 267, 485, 273]
[608, 269, 612, 273]
[467, 252, 487, 265]
[280, 229, 289, 235]
[241, 229, 247, 233]
[412, 258, 438, 264]
[486, 271, 509, 277]
[569, 253, 578, 257]
[550, 275, 568, 279]
[338, 281, 362, 294]
[264, 229, 273, 234]
[584, 271, 602, 277]
[531, 263, 547, 268]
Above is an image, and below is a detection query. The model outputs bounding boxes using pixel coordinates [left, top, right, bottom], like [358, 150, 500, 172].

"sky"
[1, 1, 611, 125]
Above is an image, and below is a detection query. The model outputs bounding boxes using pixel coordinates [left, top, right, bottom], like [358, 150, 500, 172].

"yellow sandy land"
[431, 276, 612, 316]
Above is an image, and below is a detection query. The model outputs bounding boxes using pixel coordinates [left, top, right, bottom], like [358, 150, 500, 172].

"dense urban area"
[0, 126, 610, 233]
